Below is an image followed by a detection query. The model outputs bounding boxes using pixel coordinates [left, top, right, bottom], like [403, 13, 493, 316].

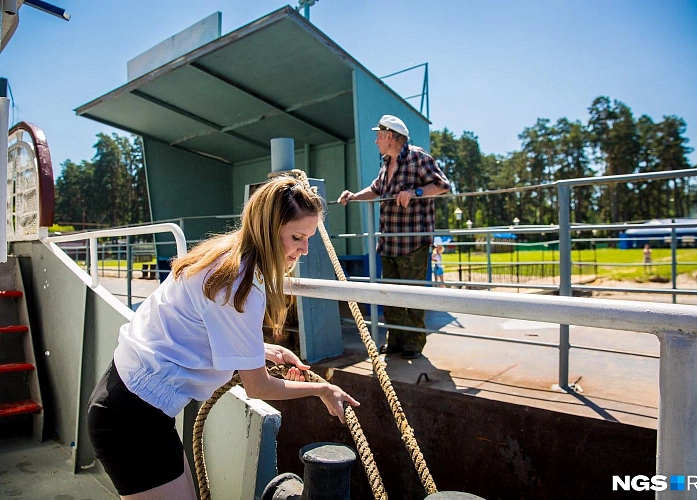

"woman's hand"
[319, 384, 360, 424]
[238, 363, 360, 424]
[264, 343, 310, 381]
[285, 366, 306, 382]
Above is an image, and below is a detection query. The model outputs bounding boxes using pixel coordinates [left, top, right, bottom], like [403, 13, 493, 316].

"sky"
[1, 0, 696, 179]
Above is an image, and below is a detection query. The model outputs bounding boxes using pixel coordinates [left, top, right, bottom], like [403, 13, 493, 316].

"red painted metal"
[0, 325, 28, 334]
[0, 362, 35, 373]
[0, 400, 42, 418]
[0, 290, 23, 298]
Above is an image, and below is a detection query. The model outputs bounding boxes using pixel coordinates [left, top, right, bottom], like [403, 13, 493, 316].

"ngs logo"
[613, 475, 695, 491]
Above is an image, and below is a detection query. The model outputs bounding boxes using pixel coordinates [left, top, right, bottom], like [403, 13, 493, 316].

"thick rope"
[281, 169, 437, 495]
[193, 365, 386, 500]
[193, 169, 437, 499]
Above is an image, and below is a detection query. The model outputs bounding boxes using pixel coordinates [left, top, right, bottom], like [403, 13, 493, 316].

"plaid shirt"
[370, 143, 450, 257]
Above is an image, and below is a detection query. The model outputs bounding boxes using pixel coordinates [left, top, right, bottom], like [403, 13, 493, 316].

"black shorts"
[87, 361, 184, 496]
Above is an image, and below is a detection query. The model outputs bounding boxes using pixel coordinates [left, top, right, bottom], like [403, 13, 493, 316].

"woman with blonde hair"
[87, 176, 359, 499]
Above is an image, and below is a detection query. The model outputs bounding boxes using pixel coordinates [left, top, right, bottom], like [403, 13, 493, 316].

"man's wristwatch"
[415, 188, 423, 197]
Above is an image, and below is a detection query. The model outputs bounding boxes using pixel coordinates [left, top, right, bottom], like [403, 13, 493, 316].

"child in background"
[643, 244, 652, 273]
[432, 244, 445, 287]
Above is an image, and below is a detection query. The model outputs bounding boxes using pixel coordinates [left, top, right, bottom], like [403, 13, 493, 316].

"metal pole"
[516, 243, 520, 284]
[557, 185, 572, 390]
[366, 201, 379, 344]
[542, 246, 547, 275]
[671, 222, 677, 304]
[271, 138, 295, 172]
[47, 222, 188, 259]
[458, 219, 462, 284]
[593, 241, 597, 276]
[89, 238, 98, 287]
[417, 63, 430, 119]
[467, 229, 472, 282]
[126, 235, 133, 310]
[486, 234, 492, 290]
[100, 240, 105, 277]
[656, 329, 697, 497]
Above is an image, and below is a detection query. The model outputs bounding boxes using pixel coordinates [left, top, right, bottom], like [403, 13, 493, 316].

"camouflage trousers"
[381, 245, 429, 352]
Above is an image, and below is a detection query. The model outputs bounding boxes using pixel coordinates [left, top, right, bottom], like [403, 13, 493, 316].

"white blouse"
[114, 260, 266, 417]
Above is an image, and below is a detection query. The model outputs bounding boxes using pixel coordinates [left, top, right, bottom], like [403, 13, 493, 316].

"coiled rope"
[193, 365, 386, 500]
[193, 169, 437, 499]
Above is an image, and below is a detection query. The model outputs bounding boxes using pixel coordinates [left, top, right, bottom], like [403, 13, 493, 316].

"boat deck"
[0, 434, 117, 498]
[3, 275, 693, 498]
[327, 307, 659, 429]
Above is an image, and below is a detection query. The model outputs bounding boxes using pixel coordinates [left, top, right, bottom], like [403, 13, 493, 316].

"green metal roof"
[75, 6, 368, 164]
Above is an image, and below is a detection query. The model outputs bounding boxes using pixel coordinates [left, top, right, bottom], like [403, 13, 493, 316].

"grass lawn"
[87, 249, 697, 283]
[78, 259, 156, 273]
[442, 247, 697, 282]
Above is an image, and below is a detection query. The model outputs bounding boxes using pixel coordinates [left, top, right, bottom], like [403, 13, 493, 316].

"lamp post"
[576, 230, 582, 277]
[454, 207, 463, 283]
[466, 219, 473, 282]
[592, 229, 598, 276]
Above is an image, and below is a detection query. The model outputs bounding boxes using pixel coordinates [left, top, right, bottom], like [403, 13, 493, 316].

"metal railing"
[43, 223, 187, 306]
[284, 276, 697, 494]
[380, 62, 430, 119]
[333, 168, 697, 391]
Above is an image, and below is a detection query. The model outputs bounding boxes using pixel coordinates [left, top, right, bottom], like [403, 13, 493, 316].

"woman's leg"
[122, 452, 197, 500]
[88, 363, 190, 498]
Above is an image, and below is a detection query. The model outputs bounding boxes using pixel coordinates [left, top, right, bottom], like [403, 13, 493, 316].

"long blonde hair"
[171, 176, 325, 331]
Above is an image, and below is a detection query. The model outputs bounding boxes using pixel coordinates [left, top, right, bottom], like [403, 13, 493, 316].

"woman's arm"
[237, 366, 359, 423]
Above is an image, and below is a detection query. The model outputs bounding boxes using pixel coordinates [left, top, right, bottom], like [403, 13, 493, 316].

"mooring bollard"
[261, 442, 356, 500]
[261, 472, 303, 499]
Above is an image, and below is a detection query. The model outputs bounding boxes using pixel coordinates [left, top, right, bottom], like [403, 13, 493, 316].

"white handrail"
[43, 223, 187, 288]
[286, 278, 696, 334]
[285, 277, 697, 495]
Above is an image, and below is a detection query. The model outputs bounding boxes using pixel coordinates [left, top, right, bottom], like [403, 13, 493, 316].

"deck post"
[557, 184, 571, 390]
[656, 330, 697, 496]
[366, 200, 379, 344]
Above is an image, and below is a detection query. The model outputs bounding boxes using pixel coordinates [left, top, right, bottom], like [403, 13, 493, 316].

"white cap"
[371, 115, 409, 138]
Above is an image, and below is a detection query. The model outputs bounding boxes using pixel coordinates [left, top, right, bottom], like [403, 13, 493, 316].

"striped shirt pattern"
[370, 143, 450, 257]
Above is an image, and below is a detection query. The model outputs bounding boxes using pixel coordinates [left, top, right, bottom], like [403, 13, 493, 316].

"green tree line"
[431, 96, 695, 230]
[54, 133, 150, 229]
[54, 95, 694, 231]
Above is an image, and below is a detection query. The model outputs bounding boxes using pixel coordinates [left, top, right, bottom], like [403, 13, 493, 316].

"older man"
[338, 115, 450, 359]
